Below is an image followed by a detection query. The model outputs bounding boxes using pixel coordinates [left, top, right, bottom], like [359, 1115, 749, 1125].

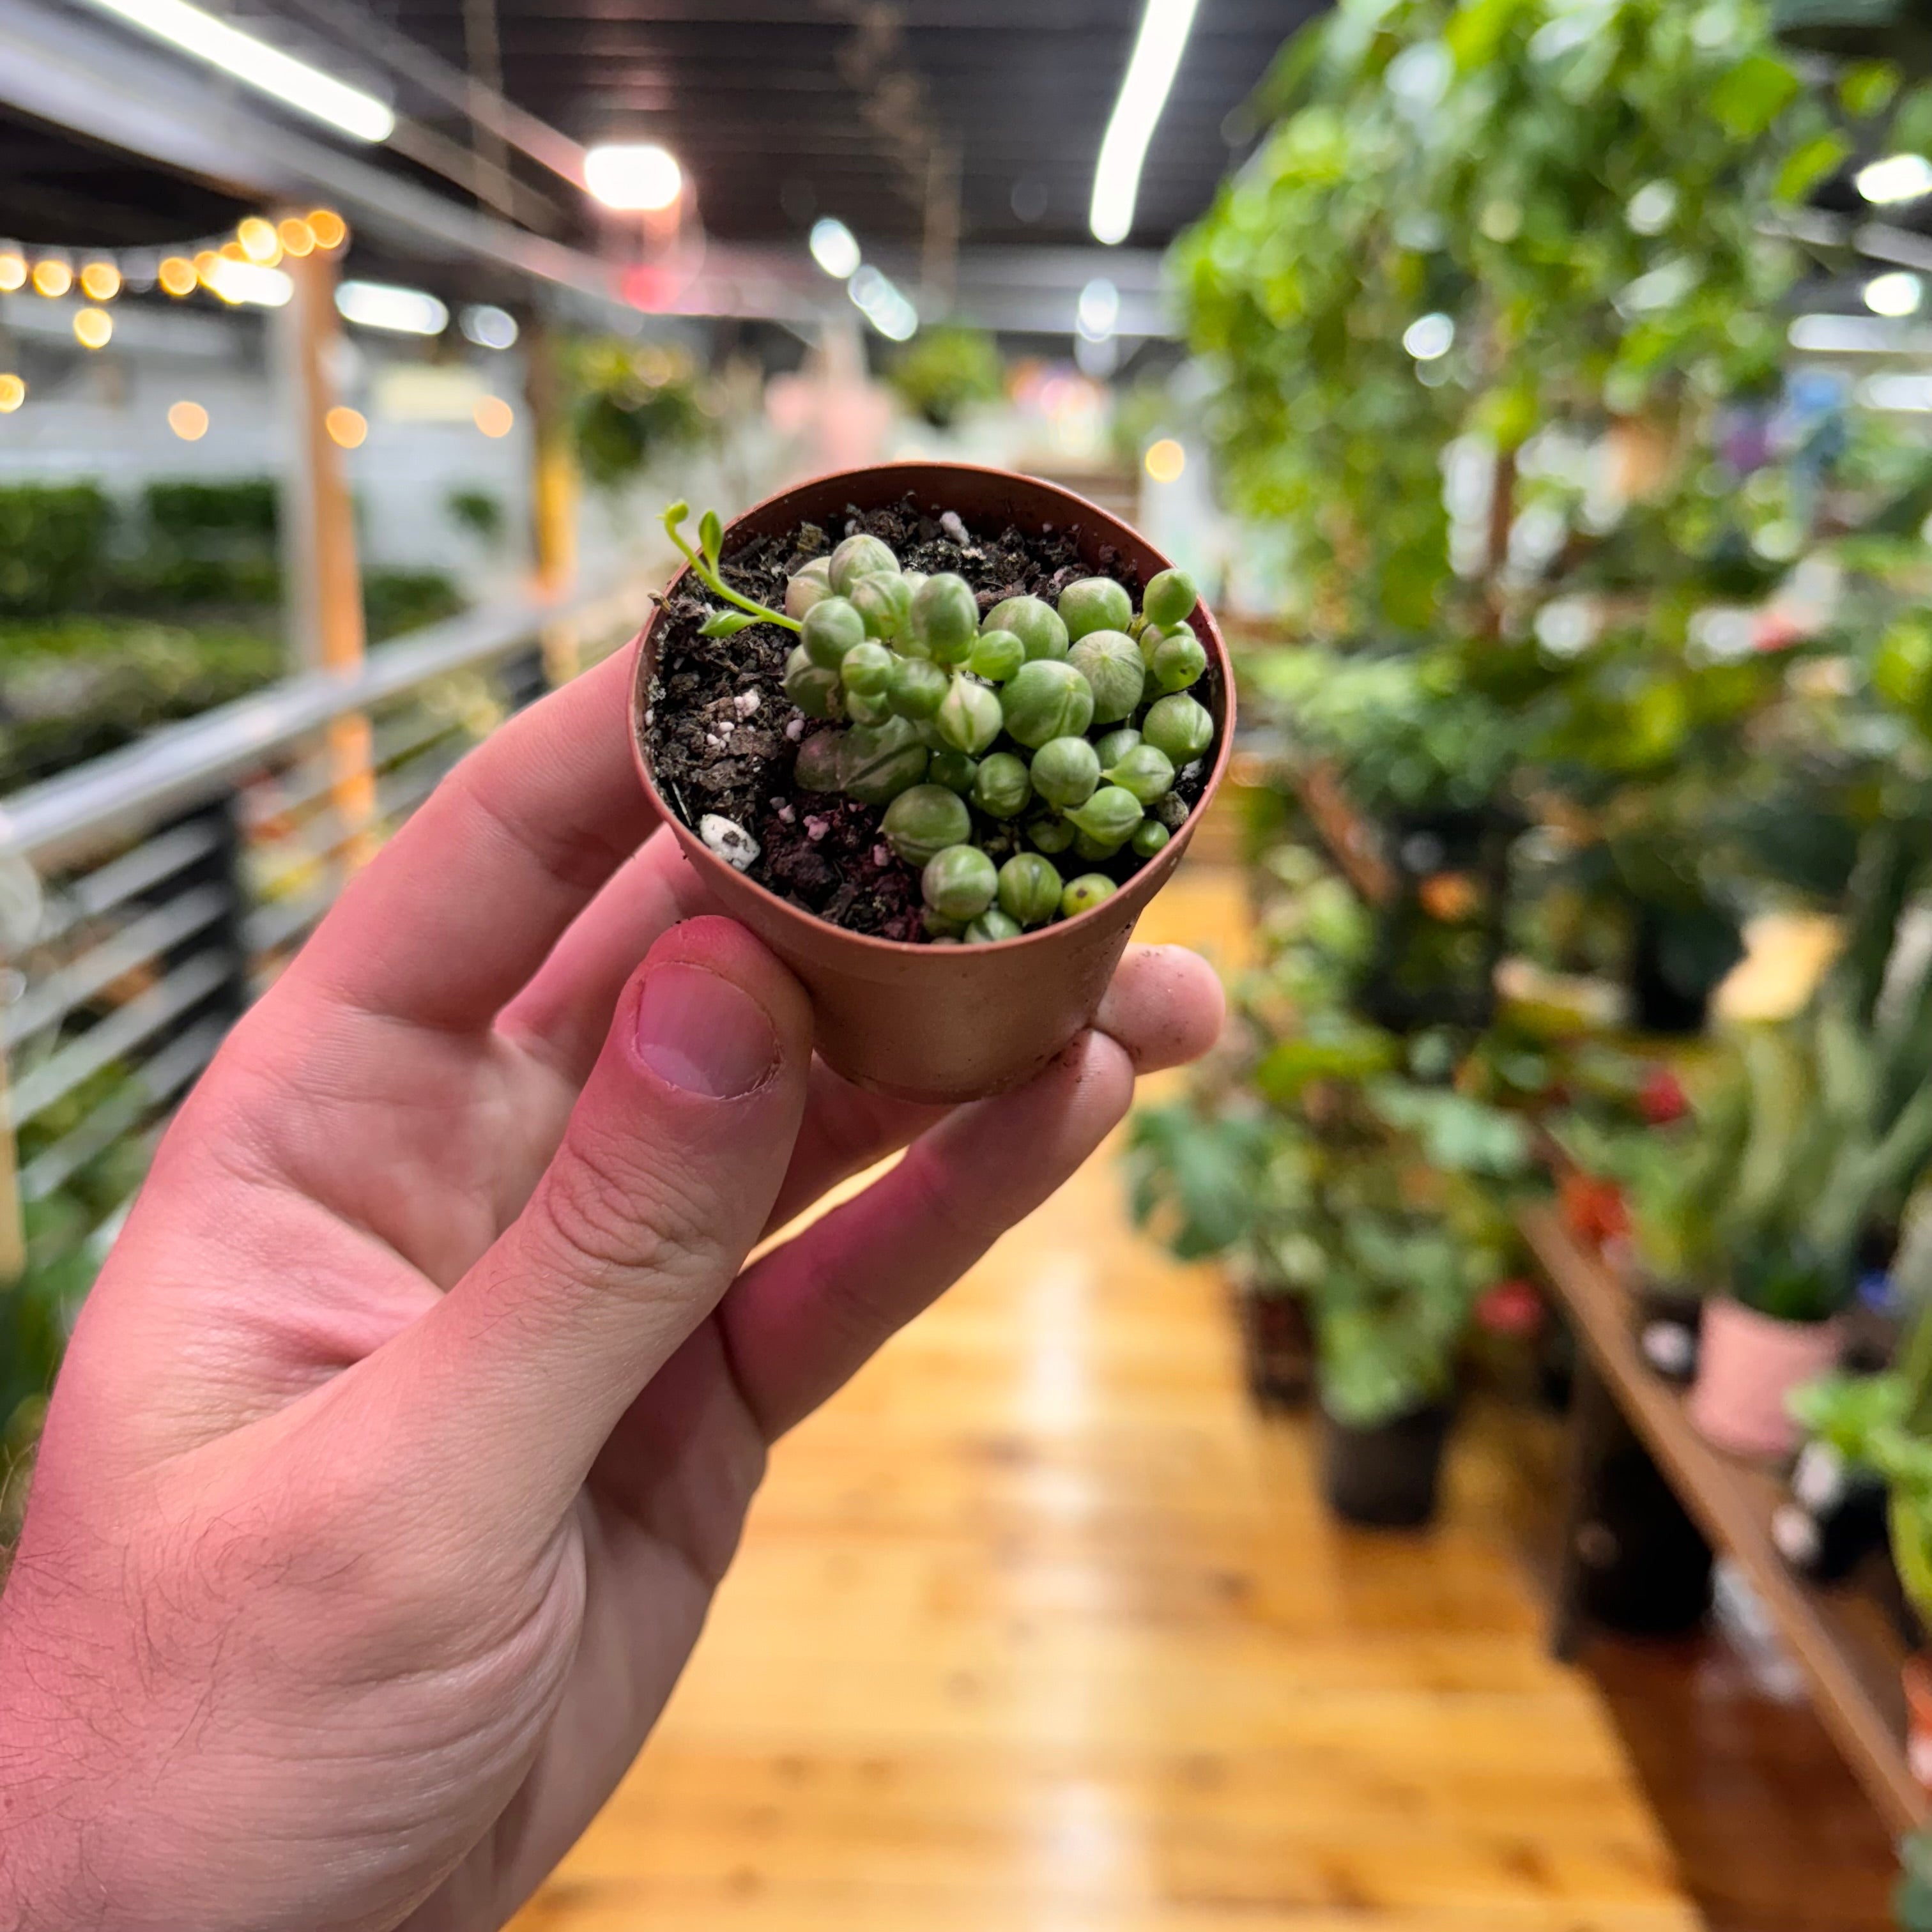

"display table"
[1521, 1204, 1928, 1836]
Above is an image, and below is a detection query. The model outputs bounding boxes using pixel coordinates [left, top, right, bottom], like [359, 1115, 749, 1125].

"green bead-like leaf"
[1000, 659, 1094, 747]
[829, 532, 898, 595]
[928, 748, 979, 795]
[784, 644, 845, 721]
[964, 908, 1023, 944]
[972, 751, 1032, 818]
[1068, 629, 1145, 724]
[1102, 742, 1174, 804]
[922, 843, 997, 921]
[793, 728, 846, 792]
[1094, 727, 1141, 768]
[1057, 576, 1133, 642]
[997, 852, 1062, 928]
[984, 594, 1068, 662]
[844, 686, 893, 725]
[1150, 629, 1208, 693]
[1064, 785, 1144, 849]
[843, 716, 929, 805]
[802, 596, 866, 669]
[1142, 567, 1197, 628]
[785, 556, 834, 620]
[1130, 819, 1171, 859]
[1030, 735, 1101, 809]
[852, 571, 912, 640]
[841, 638, 895, 696]
[935, 676, 1003, 755]
[882, 783, 971, 864]
[1142, 692, 1214, 764]
[888, 655, 949, 720]
[1028, 815, 1075, 855]
[970, 627, 1026, 682]
[1060, 873, 1117, 919]
[909, 572, 980, 664]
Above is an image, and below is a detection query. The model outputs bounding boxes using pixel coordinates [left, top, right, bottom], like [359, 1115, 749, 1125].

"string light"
[73, 307, 113, 349]
[0, 374, 24, 413]
[473, 395, 514, 438]
[237, 217, 282, 266]
[167, 399, 210, 441]
[277, 217, 315, 257]
[159, 256, 198, 296]
[325, 406, 367, 448]
[1144, 438, 1186, 483]
[0, 251, 24, 293]
[32, 260, 72, 298]
[307, 209, 348, 250]
[79, 261, 121, 302]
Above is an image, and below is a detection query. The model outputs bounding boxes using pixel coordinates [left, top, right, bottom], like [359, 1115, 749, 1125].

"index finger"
[291, 640, 658, 1034]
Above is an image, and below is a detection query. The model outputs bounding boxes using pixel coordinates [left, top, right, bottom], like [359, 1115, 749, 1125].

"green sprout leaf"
[699, 509, 723, 568]
[699, 609, 763, 638]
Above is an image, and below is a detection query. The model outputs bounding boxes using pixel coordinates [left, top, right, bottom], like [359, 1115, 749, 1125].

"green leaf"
[1775, 132, 1850, 205]
[698, 608, 762, 638]
[700, 509, 723, 568]
[1839, 59, 1899, 119]
[1706, 54, 1798, 139]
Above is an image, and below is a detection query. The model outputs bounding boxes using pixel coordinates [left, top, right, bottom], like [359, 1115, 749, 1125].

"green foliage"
[446, 489, 505, 542]
[571, 341, 712, 491]
[0, 484, 115, 617]
[363, 569, 466, 642]
[886, 325, 1005, 431]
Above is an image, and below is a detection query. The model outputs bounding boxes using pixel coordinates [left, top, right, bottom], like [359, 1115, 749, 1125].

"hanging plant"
[568, 339, 713, 492]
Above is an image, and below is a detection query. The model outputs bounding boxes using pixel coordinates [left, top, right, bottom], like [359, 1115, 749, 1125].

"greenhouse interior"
[19, 0, 1932, 1926]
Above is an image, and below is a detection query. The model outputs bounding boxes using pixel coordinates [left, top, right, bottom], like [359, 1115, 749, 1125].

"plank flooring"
[508, 867, 1697, 1931]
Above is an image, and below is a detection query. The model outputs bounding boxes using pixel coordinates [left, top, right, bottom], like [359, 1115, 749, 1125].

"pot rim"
[628, 458, 1236, 958]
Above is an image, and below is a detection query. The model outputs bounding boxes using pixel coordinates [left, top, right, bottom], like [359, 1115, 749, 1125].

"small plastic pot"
[1320, 1402, 1452, 1530]
[1686, 1295, 1843, 1460]
[629, 461, 1235, 1104]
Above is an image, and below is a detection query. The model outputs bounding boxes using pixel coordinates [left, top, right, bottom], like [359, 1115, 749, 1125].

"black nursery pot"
[1321, 1403, 1452, 1529]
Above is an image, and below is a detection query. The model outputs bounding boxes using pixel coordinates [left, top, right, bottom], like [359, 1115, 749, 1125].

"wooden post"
[277, 234, 376, 867]
[524, 319, 581, 685]
[0, 1049, 25, 1285]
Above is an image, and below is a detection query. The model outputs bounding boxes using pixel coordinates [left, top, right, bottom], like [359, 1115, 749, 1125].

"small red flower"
[1639, 1066, 1689, 1126]
[1475, 1278, 1546, 1337]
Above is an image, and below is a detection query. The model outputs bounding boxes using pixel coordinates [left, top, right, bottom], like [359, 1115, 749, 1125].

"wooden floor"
[509, 869, 1698, 1932]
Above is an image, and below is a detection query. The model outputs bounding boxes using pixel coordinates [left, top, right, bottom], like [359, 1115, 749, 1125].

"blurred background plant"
[885, 323, 1006, 431]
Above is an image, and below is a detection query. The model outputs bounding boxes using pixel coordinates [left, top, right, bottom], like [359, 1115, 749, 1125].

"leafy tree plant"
[662, 503, 1218, 939]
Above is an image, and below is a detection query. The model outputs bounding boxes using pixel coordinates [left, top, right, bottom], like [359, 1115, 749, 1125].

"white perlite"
[940, 510, 969, 544]
[733, 689, 761, 717]
[698, 815, 760, 871]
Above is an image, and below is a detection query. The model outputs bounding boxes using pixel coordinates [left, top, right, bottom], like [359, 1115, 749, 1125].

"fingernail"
[634, 964, 779, 1098]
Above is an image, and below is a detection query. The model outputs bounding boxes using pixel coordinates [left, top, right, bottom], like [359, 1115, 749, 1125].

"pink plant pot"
[1687, 1296, 1843, 1460]
[629, 461, 1234, 1104]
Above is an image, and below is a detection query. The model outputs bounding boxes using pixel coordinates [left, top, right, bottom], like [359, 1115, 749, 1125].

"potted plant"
[1688, 830, 1932, 1457]
[629, 461, 1232, 1102]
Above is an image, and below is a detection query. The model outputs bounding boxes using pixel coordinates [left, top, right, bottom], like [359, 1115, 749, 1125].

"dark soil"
[641, 494, 1216, 940]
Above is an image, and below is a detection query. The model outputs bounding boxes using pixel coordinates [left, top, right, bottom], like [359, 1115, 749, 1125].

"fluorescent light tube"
[1089, 0, 1202, 245]
[80, 0, 395, 142]
[337, 280, 448, 335]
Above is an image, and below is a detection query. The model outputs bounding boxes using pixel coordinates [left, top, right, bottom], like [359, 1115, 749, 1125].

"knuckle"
[539, 1120, 716, 1290]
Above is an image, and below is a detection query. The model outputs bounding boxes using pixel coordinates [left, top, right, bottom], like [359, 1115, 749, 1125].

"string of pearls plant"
[664, 502, 1215, 943]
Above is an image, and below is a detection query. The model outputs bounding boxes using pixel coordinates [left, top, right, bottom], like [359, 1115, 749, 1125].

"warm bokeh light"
[219, 240, 247, 264]
[31, 259, 72, 298]
[307, 208, 348, 250]
[159, 256, 198, 296]
[0, 252, 24, 293]
[1144, 438, 1186, 483]
[0, 374, 24, 414]
[194, 250, 222, 288]
[79, 261, 121, 302]
[73, 307, 114, 349]
[167, 399, 210, 441]
[472, 394, 514, 438]
[277, 217, 316, 257]
[325, 405, 367, 448]
[237, 217, 282, 264]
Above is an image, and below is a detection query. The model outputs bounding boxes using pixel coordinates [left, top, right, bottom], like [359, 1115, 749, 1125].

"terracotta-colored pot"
[1687, 1295, 1843, 1460]
[1905, 1654, 1932, 1789]
[629, 461, 1235, 1103]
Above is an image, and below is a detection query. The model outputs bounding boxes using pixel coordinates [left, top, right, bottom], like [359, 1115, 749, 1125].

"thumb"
[389, 915, 812, 1527]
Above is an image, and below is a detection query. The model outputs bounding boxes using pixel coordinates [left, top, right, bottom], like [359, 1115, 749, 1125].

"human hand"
[0, 642, 1222, 1932]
